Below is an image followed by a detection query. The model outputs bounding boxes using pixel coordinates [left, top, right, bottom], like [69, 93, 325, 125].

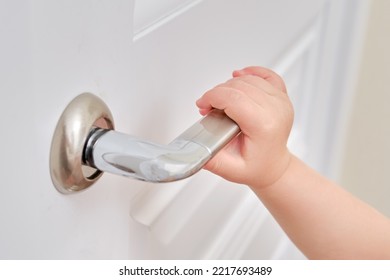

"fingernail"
[232, 70, 241, 77]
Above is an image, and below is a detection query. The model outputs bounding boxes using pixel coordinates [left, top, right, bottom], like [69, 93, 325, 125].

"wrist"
[249, 150, 294, 192]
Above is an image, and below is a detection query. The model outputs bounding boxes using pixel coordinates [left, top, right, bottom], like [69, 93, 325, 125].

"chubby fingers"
[233, 66, 287, 93]
[196, 86, 262, 135]
[196, 66, 286, 134]
[197, 67, 279, 114]
[223, 75, 279, 97]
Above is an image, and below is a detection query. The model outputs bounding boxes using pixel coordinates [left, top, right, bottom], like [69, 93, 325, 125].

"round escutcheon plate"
[49, 93, 114, 194]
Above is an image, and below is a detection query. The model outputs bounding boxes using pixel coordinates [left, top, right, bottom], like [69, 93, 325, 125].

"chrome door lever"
[84, 109, 240, 183]
[50, 93, 240, 193]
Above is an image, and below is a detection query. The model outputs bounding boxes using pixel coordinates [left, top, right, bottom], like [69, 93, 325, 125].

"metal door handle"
[50, 93, 240, 193]
[84, 109, 239, 182]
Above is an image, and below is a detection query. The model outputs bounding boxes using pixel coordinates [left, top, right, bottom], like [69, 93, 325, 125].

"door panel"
[128, 0, 325, 259]
[0, 0, 368, 259]
[1, 0, 140, 259]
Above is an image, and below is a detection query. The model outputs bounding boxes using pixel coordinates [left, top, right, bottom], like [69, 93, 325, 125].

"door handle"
[50, 93, 240, 193]
[84, 109, 239, 183]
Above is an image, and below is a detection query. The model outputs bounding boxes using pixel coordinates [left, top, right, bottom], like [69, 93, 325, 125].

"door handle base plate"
[49, 93, 114, 194]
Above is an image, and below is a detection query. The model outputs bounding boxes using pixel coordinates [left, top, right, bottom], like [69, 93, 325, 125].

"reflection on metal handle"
[84, 110, 240, 182]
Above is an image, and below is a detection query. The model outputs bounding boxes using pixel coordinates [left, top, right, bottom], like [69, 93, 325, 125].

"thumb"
[203, 134, 247, 184]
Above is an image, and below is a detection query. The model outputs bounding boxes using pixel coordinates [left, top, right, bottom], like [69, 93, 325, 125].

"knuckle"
[227, 88, 243, 101]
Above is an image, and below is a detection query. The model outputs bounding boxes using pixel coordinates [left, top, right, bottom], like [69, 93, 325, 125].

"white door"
[0, 0, 368, 259]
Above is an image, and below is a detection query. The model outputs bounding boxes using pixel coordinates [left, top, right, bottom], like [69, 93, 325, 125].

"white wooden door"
[0, 0, 368, 259]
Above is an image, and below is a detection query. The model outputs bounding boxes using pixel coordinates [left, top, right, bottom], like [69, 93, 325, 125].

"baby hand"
[196, 66, 294, 189]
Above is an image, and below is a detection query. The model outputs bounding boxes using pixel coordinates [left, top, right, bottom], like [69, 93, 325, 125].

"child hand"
[196, 66, 294, 189]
